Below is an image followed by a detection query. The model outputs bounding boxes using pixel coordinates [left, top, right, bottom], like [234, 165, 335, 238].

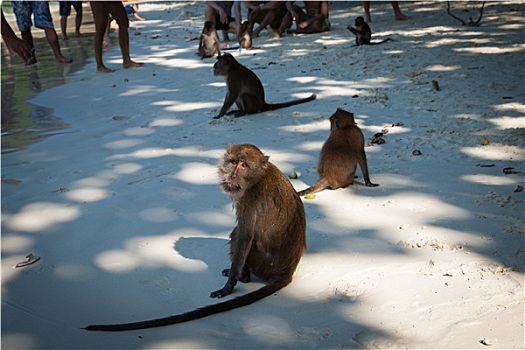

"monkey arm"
[217, 90, 237, 118]
[349, 26, 364, 35]
[210, 234, 254, 298]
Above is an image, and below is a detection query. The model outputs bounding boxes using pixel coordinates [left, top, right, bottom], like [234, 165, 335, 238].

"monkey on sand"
[84, 144, 306, 331]
[347, 16, 393, 46]
[213, 53, 316, 118]
[298, 108, 379, 196]
[198, 21, 221, 58]
[237, 21, 252, 49]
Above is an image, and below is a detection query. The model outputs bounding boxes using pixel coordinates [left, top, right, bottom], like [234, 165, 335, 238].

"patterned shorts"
[11, 1, 54, 31]
[59, 1, 83, 17]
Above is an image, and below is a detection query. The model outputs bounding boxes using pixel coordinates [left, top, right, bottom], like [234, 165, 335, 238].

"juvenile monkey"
[213, 53, 316, 118]
[85, 144, 306, 331]
[347, 16, 393, 46]
[298, 109, 379, 196]
[237, 20, 252, 49]
[198, 21, 221, 58]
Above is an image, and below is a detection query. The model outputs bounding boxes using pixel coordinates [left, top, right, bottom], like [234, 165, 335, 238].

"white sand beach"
[2, 1, 524, 349]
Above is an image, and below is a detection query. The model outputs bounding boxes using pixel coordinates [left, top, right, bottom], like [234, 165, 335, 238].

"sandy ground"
[2, 1, 524, 349]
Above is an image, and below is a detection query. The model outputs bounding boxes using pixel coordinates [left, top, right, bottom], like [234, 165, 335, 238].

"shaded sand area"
[2, 2, 524, 349]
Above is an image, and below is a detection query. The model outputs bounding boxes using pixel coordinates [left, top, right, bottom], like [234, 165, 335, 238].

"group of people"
[205, 1, 410, 42]
[2, 1, 410, 72]
[1, 1, 143, 72]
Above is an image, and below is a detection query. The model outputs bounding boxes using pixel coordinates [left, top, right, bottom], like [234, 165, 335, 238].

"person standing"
[11, 1, 72, 64]
[60, 1, 83, 40]
[89, 1, 144, 73]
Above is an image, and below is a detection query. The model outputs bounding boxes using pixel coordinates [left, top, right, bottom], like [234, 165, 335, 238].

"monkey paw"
[210, 284, 234, 298]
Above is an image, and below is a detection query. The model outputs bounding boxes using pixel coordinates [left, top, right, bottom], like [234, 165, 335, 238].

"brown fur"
[237, 21, 252, 49]
[84, 144, 306, 332]
[298, 109, 379, 196]
[213, 53, 316, 118]
[198, 21, 221, 58]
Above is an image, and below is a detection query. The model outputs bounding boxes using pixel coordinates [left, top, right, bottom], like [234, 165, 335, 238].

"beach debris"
[15, 254, 40, 268]
[370, 132, 385, 145]
[514, 185, 523, 193]
[432, 80, 440, 91]
[304, 194, 316, 200]
[406, 70, 422, 78]
[476, 164, 495, 167]
[1, 178, 22, 185]
[479, 338, 492, 346]
[288, 171, 300, 179]
[150, 34, 161, 39]
[502, 96, 513, 100]
[481, 137, 490, 145]
[447, 1, 486, 27]
[503, 167, 522, 174]
[412, 149, 422, 156]
[112, 115, 129, 121]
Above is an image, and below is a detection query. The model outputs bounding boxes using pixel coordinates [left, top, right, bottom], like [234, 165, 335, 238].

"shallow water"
[1, 4, 97, 154]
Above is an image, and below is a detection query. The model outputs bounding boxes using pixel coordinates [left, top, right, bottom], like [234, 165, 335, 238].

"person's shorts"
[12, 1, 54, 31]
[255, 6, 287, 29]
[214, 13, 234, 30]
[59, 1, 83, 17]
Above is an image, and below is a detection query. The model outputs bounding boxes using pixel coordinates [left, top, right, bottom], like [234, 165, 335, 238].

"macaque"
[198, 21, 221, 58]
[85, 144, 306, 332]
[213, 53, 316, 118]
[298, 109, 379, 196]
[347, 16, 393, 46]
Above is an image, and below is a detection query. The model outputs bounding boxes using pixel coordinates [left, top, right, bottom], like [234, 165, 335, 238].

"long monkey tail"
[83, 281, 289, 332]
[263, 94, 317, 111]
[297, 178, 330, 197]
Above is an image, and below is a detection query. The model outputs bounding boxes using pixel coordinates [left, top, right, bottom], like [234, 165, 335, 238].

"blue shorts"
[11, 1, 54, 31]
[125, 5, 136, 15]
[59, 1, 83, 17]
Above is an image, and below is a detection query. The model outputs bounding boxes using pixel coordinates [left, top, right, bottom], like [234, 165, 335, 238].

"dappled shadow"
[1, 1, 524, 349]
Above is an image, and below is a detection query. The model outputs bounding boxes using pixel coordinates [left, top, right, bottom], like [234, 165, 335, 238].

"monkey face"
[218, 144, 269, 200]
[213, 54, 236, 76]
[355, 16, 365, 26]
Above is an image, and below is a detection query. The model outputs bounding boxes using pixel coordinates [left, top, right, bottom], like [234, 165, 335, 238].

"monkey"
[347, 16, 393, 46]
[213, 53, 316, 118]
[198, 21, 221, 58]
[84, 144, 306, 332]
[237, 20, 252, 49]
[297, 108, 379, 197]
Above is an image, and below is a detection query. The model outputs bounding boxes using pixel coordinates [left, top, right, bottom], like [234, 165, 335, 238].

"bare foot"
[123, 60, 144, 69]
[395, 13, 411, 20]
[96, 65, 115, 73]
[267, 27, 281, 38]
[57, 55, 73, 64]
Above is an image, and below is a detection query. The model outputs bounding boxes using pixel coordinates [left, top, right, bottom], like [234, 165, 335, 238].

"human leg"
[390, 1, 411, 20]
[108, 1, 143, 69]
[33, 1, 71, 63]
[89, 1, 113, 73]
[59, 1, 71, 40]
[73, 1, 83, 36]
[363, 1, 371, 22]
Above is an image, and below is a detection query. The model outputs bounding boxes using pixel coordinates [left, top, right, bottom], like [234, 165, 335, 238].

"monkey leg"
[236, 94, 263, 115]
[221, 267, 251, 282]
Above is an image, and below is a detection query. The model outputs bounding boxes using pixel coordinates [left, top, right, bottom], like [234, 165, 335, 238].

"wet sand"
[2, 2, 96, 153]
